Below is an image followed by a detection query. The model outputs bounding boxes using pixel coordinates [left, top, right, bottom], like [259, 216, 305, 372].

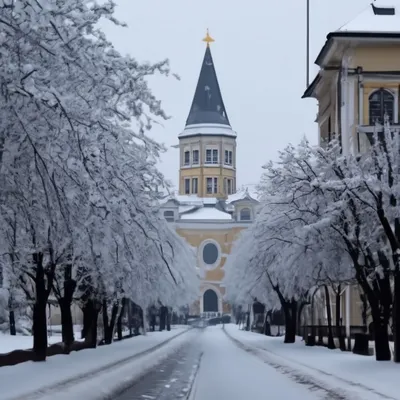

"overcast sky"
[100, 0, 373, 189]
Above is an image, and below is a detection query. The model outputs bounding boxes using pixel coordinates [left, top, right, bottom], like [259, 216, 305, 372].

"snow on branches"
[0, 0, 198, 352]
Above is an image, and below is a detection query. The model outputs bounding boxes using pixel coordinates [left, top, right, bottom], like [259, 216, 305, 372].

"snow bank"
[225, 324, 400, 400]
[0, 325, 82, 354]
[35, 328, 197, 400]
[1, 326, 190, 400]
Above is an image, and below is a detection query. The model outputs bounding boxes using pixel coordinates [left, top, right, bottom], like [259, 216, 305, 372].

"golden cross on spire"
[202, 29, 215, 47]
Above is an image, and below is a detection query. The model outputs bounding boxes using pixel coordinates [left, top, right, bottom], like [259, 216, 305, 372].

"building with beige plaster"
[160, 32, 259, 317]
[301, 1, 400, 332]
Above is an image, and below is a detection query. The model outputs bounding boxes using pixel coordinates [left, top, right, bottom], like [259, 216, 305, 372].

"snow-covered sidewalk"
[0, 326, 191, 400]
[0, 325, 83, 354]
[225, 324, 400, 400]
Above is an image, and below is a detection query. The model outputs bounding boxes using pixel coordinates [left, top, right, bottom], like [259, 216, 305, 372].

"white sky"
[100, 0, 373, 189]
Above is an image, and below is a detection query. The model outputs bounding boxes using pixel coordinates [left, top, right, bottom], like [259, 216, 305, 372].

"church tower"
[178, 31, 237, 198]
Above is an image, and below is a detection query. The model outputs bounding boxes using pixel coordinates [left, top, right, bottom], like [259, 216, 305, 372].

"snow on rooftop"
[161, 193, 219, 206]
[178, 205, 197, 214]
[180, 207, 232, 221]
[178, 123, 237, 138]
[338, 2, 400, 33]
[226, 186, 260, 204]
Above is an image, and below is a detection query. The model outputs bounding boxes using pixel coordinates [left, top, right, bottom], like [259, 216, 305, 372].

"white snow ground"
[0, 326, 190, 400]
[189, 326, 321, 400]
[225, 324, 400, 400]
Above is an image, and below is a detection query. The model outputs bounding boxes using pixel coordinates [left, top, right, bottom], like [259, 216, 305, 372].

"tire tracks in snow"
[223, 327, 397, 400]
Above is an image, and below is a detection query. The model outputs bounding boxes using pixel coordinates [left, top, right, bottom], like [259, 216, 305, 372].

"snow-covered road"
[115, 326, 330, 399]
[190, 326, 322, 400]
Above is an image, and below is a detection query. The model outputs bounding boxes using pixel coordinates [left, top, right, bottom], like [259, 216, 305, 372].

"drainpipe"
[357, 67, 363, 153]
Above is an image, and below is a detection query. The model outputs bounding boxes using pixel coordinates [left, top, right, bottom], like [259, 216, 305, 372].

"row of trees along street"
[0, 0, 199, 363]
[224, 125, 400, 362]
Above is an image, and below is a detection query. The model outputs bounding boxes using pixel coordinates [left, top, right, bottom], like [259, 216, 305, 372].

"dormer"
[160, 197, 179, 222]
[226, 188, 260, 222]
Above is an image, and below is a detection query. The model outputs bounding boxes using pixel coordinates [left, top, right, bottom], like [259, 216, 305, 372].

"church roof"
[185, 42, 230, 127]
[338, 1, 399, 33]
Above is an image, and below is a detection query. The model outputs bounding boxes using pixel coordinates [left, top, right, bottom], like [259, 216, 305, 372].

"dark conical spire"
[186, 33, 230, 127]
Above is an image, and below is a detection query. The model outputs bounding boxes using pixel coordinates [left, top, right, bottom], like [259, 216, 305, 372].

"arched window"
[203, 289, 218, 312]
[163, 210, 174, 222]
[369, 89, 394, 125]
[240, 207, 251, 221]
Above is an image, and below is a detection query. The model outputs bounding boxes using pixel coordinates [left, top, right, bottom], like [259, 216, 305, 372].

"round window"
[203, 243, 219, 265]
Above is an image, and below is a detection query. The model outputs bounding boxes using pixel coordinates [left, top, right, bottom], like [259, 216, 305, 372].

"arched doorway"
[203, 289, 218, 312]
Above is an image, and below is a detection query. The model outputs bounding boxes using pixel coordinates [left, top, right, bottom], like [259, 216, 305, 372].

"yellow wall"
[176, 226, 246, 315]
[352, 46, 400, 71]
[179, 166, 236, 198]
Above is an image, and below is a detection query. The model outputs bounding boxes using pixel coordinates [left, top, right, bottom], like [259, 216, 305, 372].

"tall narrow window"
[205, 149, 212, 164]
[184, 178, 190, 194]
[212, 149, 218, 164]
[206, 177, 213, 194]
[192, 150, 199, 165]
[227, 179, 232, 194]
[369, 89, 394, 125]
[206, 177, 218, 194]
[184, 151, 190, 166]
[224, 150, 233, 165]
[192, 178, 198, 194]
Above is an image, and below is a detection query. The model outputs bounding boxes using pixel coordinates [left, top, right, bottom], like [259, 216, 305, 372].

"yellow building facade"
[161, 32, 259, 317]
[302, 1, 400, 331]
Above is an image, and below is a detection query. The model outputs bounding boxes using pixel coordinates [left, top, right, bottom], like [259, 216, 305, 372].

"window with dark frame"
[184, 151, 190, 165]
[369, 89, 394, 125]
[185, 178, 190, 194]
[240, 208, 251, 221]
[206, 149, 212, 164]
[192, 149, 199, 164]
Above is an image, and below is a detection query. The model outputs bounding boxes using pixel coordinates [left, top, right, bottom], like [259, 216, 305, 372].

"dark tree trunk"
[82, 299, 100, 348]
[9, 311, 16, 336]
[127, 300, 133, 336]
[283, 300, 297, 343]
[393, 274, 400, 362]
[336, 287, 346, 351]
[263, 313, 271, 336]
[32, 253, 48, 362]
[103, 301, 119, 345]
[166, 307, 171, 331]
[324, 285, 335, 349]
[58, 268, 76, 351]
[117, 298, 127, 341]
[59, 299, 74, 350]
[373, 311, 391, 361]
[159, 306, 167, 331]
[352, 253, 391, 361]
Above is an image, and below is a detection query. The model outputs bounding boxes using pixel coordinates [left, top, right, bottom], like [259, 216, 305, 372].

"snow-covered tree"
[0, 0, 198, 360]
